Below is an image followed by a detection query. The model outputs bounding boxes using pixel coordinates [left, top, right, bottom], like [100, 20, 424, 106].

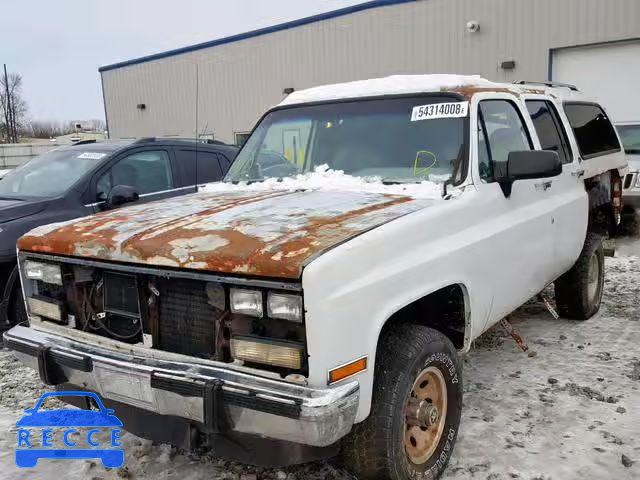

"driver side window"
[478, 100, 533, 182]
[97, 150, 173, 198]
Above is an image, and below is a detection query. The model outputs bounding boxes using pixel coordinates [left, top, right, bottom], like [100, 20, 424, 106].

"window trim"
[562, 101, 622, 160]
[525, 99, 574, 165]
[476, 98, 534, 183]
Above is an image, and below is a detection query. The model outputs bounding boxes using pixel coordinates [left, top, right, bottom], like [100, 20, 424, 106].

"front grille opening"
[157, 278, 219, 358]
[624, 174, 634, 189]
[32, 262, 309, 376]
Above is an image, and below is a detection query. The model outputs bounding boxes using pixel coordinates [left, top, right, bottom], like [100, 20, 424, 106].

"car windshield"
[0, 148, 108, 199]
[617, 124, 640, 154]
[225, 95, 468, 185]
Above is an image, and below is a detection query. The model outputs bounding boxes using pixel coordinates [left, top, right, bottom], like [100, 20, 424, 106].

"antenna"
[195, 64, 199, 191]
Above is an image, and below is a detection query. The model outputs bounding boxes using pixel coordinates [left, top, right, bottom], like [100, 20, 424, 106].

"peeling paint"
[18, 189, 434, 279]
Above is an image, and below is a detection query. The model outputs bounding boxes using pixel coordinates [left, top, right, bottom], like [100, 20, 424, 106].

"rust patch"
[18, 190, 429, 279]
[444, 85, 523, 100]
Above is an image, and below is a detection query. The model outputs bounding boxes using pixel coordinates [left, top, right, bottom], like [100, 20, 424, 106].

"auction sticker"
[77, 152, 107, 160]
[411, 101, 468, 121]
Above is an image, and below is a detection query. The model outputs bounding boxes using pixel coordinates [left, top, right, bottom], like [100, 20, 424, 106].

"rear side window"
[563, 103, 621, 159]
[526, 100, 573, 165]
[176, 149, 224, 184]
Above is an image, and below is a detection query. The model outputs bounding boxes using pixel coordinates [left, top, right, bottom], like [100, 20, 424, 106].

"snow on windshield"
[201, 165, 444, 199]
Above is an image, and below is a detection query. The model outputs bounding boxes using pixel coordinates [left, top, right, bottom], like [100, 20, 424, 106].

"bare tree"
[1, 65, 28, 143]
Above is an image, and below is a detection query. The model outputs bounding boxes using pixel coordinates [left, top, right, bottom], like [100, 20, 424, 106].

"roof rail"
[134, 137, 232, 146]
[513, 80, 580, 92]
[71, 139, 98, 146]
[134, 137, 156, 144]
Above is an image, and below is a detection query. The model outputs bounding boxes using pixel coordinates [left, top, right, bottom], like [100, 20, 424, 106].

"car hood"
[18, 189, 434, 279]
[0, 198, 47, 223]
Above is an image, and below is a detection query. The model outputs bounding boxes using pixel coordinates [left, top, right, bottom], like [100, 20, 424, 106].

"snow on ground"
[0, 240, 638, 480]
[201, 165, 445, 199]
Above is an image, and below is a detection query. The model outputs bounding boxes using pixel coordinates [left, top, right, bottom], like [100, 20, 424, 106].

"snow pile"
[200, 165, 444, 199]
[279, 74, 499, 106]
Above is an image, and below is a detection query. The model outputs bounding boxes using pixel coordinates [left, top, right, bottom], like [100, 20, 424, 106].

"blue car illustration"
[15, 391, 124, 468]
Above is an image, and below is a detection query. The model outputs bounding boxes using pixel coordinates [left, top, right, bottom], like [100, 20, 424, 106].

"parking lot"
[0, 237, 637, 480]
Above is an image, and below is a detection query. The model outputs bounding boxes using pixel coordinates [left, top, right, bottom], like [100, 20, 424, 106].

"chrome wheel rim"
[587, 252, 600, 304]
[403, 366, 448, 465]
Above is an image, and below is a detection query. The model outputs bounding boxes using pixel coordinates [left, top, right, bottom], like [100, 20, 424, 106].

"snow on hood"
[278, 74, 498, 106]
[201, 165, 445, 199]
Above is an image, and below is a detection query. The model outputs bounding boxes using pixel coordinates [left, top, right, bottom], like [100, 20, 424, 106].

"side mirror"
[497, 150, 562, 197]
[107, 185, 139, 206]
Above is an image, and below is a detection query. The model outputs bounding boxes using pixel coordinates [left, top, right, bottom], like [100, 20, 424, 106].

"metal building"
[99, 0, 640, 144]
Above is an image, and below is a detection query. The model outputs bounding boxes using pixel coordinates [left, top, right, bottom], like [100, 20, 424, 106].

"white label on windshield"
[411, 101, 468, 121]
[77, 152, 107, 160]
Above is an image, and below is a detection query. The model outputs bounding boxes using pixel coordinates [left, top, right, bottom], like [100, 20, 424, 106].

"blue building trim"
[98, 0, 416, 72]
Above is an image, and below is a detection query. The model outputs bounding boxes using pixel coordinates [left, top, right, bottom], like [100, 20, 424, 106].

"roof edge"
[98, 0, 416, 73]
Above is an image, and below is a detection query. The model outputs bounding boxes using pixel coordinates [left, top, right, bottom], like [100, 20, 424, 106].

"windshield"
[0, 148, 108, 199]
[618, 124, 640, 154]
[225, 95, 468, 185]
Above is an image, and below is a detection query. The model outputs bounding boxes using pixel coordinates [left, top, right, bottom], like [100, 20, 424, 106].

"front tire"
[554, 232, 605, 320]
[343, 324, 462, 480]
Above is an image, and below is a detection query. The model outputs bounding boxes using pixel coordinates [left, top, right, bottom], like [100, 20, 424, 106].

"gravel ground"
[0, 241, 638, 480]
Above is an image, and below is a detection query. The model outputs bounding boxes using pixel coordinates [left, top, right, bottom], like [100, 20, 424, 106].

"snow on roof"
[278, 74, 500, 106]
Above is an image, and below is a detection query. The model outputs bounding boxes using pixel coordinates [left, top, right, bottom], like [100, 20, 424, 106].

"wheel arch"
[586, 169, 622, 237]
[374, 282, 471, 355]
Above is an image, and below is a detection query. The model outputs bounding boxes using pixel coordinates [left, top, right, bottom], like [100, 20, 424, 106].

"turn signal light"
[328, 356, 368, 384]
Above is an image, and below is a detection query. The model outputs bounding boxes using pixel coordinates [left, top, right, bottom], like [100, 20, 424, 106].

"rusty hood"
[18, 189, 434, 279]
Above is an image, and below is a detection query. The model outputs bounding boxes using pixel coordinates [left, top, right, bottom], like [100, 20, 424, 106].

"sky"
[1, 0, 365, 122]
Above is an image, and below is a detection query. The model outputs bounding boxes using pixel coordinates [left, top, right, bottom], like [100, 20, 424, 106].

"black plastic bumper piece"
[4, 336, 93, 385]
[150, 371, 302, 421]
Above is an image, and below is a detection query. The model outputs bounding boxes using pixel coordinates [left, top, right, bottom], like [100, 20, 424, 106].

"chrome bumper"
[3, 326, 359, 447]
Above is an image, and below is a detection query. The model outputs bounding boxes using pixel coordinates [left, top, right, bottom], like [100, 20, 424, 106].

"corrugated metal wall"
[101, 0, 640, 142]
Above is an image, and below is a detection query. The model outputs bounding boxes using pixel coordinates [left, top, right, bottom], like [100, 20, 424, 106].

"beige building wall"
[101, 0, 640, 143]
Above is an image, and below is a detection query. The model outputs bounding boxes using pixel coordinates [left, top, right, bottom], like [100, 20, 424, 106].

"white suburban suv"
[5, 75, 627, 479]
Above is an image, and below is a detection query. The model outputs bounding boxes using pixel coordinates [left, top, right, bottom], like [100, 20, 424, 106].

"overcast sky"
[1, 0, 364, 122]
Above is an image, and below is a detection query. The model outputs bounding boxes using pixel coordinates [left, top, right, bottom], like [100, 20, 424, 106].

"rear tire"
[342, 324, 462, 480]
[554, 232, 604, 320]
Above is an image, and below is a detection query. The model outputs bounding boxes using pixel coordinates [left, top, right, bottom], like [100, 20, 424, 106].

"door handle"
[535, 181, 552, 192]
[572, 168, 585, 178]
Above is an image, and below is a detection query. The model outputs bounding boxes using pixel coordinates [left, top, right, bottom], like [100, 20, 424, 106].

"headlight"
[230, 288, 263, 317]
[231, 335, 304, 369]
[24, 260, 62, 285]
[267, 292, 303, 322]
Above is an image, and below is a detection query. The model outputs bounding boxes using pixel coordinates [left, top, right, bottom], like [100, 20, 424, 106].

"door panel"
[476, 98, 555, 326]
[525, 98, 589, 277]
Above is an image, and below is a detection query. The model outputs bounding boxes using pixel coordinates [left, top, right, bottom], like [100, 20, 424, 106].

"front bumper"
[3, 325, 359, 447]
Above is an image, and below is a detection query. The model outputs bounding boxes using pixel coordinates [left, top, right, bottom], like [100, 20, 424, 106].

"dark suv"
[0, 138, 237, 327]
